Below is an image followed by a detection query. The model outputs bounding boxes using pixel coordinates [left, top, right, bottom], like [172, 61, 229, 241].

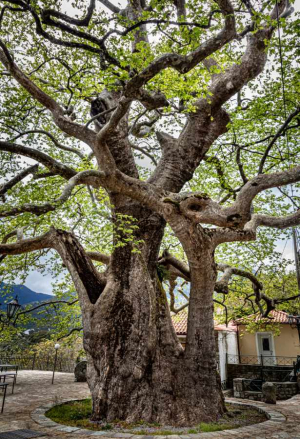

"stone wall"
[227, 363, 294, 387]
[233, 378, 298, 401]
[275, 382, 298, 400]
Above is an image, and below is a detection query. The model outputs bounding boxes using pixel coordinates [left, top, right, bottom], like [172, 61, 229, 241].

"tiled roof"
[172, 311, 188, 335]
[235, 309, 290, 325]
[171, 310, 237, 335]
[171, 309, 291, 336]
[214, 322, 237, 332]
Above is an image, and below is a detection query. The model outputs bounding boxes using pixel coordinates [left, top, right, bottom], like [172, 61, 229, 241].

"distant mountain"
[0, 282, 53, 309]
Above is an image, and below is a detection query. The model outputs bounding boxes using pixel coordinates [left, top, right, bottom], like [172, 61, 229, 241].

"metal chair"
[0, 383, 8, 413]
[0, 372, 16, 393]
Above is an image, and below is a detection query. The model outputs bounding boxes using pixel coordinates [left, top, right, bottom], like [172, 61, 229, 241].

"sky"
[2, 0, 300, 295]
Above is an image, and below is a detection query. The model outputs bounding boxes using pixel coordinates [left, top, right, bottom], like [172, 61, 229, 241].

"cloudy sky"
[3, 0, 300, 295]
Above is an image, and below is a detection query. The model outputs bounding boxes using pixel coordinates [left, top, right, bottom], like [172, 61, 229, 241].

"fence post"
[32, 353, 36, 370]
[52, 350, 58, 384]
[260, 354, 264, 381]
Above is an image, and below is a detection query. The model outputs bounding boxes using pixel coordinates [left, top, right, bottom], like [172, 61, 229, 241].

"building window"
[262, 337, 270, 351]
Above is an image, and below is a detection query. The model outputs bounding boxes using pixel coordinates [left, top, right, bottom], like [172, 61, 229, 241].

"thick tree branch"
[0, 40, 96, 147]
[88, 251, 110, 265]
[0, 164, 38, 199]
[0, 137, 163, 215]
[124, 0, 236, 99]
[213, 208, 300, 245]
[0, 38, 59, 112]
[158, 250, 190, 280]
[0, 230, 54, 255]
[227, 165, 300, 220]
[33, 171, 58, 180]
[96, 98, 131, 147]
[161, 164, 300, 234]
[213, 228, 255, 245]
[42, 0, 96, 27]
[245, 210, 300, 231]
[173, 0, 186, 19]
[163, 192, 228, 227]
[216, 264, 263, 294]
[1, 229, 23, 244]
[156, 0, 291, 196]
[92, 100, 132, 174]
[208, 0, 292, 111]
[0, 170, 105, 218]
[149, 2, 291, 192]
[0, 227, 107, 306]
[99, 0, 120, 14]
[0, 227, 25, 261]
[0, 141, 76, 180]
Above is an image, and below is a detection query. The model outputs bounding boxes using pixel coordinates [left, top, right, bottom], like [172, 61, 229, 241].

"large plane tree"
[0, 0, 299, 426]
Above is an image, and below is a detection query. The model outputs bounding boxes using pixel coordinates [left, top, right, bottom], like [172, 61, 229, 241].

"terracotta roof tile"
[171, 310, 237, 335]
[172, 309, 291, 336]
[172, 311, 188, 335]
[235, 309, 290, 324]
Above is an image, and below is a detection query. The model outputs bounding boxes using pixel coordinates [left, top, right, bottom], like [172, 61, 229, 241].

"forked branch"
[0, 228, 107, 306]
[158, 251, 299, 318]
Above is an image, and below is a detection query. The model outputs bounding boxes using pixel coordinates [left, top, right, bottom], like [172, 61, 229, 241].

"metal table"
[0, 383, 8, 413]
[0, 364, 19, 376]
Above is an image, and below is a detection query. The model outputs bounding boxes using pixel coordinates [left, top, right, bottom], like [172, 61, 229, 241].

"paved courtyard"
[0, 371, 300, 438]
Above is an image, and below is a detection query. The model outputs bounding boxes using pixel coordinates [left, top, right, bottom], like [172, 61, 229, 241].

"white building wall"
[218, 331, 238, 382]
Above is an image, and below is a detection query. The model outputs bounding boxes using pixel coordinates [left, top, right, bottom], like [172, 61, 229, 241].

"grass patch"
[46, 399, 109, 431]
[198, 422, 231, 432]
[46, 398, 92, 423]
[46, 400, 266, 433]
[186, 423, 231, 434]
[132, 431, 182, 436]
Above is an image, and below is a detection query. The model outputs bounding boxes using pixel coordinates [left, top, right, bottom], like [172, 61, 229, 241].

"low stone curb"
[30, 398, 286, 438]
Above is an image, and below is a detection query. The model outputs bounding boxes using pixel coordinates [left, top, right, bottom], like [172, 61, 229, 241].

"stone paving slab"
[0, 371, 300, 438]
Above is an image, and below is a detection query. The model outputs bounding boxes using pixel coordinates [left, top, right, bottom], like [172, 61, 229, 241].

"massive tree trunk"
[71, 84, 225, 424]
[79, 87, 225, 423]
[78, 203, 223, 425]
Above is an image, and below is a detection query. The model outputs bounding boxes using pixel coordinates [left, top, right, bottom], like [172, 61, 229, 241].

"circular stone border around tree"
[31, 399, 286, 437]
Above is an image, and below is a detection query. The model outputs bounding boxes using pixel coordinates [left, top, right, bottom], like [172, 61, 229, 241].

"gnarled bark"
[82, 208, 224, 425]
